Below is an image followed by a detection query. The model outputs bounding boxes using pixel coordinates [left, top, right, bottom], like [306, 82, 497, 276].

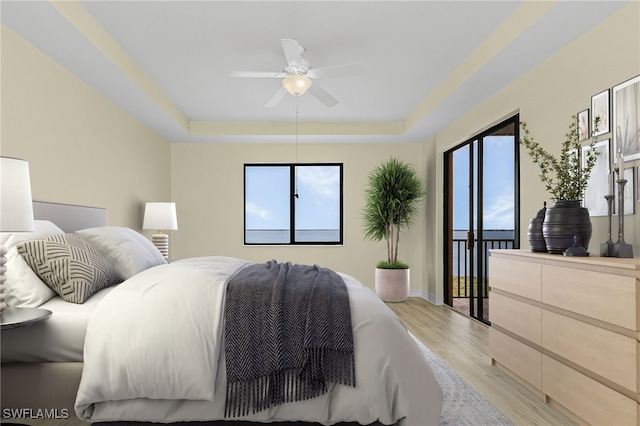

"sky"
[452, 135, 515, 231]
[245, 165, 340, 231]
[246, 135, 515, 235]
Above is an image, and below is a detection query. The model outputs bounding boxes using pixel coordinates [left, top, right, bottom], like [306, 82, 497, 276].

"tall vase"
[527, 202, 547, 252]
[542, 200, 592, 254]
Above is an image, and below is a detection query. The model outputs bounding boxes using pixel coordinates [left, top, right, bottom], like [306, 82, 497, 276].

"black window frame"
[243, 163, 344, 245]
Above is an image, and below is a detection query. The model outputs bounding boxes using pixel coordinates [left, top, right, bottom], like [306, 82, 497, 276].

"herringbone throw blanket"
[224, 260, 355, 417]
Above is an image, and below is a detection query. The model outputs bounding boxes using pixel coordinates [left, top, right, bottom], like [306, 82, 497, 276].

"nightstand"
[0, 307, 52, 330]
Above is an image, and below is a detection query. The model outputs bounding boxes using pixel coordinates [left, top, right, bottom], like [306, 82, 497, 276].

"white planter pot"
[375, 268, 410, 302]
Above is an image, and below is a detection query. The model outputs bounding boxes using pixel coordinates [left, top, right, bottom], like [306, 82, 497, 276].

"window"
[244, 163, 343, 245]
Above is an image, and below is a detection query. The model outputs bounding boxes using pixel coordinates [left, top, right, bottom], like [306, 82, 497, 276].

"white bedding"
[1, 286, 117, 363]
[75, 256, 443, 425]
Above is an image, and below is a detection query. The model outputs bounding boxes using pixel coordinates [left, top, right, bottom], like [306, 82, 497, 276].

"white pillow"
[76, 227, 167, 280]
[0, 220, 63, 307]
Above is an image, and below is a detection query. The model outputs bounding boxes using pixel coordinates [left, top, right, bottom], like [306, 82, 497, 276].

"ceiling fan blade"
[306, 63, 365, 79]
[230, 71, 286, 78]
[264, 86, 288, 108]
[281, 38, 302, 68]
[308, 83, 338, 108]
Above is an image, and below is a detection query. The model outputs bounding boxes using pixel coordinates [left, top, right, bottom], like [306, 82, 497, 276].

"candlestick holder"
[612, 175, 633, 258]
[600, 194, 615, 257]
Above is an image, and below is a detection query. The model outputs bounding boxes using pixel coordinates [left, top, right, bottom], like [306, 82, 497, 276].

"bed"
[1, 202, 443, 425]
[1, 201, 110, 418]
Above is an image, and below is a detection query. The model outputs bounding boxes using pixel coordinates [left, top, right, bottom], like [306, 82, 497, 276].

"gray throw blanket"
[224, 260, 355, 417]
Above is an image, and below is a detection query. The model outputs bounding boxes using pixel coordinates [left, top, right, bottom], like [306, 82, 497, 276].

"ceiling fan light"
[282, 73, 312, 96]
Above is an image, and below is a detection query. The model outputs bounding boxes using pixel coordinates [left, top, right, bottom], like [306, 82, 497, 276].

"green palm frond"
[362, 157, 426, 265]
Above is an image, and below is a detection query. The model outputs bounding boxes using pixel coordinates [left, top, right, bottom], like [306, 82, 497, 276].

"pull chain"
[294, 105, 299, 198]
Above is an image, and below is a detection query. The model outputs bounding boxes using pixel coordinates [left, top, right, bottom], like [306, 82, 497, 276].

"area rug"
[410, 334, 513, 426]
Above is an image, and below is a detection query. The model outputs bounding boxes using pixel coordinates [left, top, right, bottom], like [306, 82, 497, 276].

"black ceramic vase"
[542, 200, 592, 254]
[527, 202, 547, 252]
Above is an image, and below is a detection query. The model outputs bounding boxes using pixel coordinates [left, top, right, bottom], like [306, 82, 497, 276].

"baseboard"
[408, 289, 443, 306]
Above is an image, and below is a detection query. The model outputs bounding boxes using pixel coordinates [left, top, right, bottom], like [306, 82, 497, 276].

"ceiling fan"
[230, 39, 364, 108]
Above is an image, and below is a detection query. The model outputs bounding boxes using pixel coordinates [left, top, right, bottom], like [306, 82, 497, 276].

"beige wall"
[170, 142, 426, 292]
[422, 134, 439, 302]
[1, 25, 171, 229]
[426, 2, 640, 302]
[172, 3, 640, 301]
[2, 3, 637, 303]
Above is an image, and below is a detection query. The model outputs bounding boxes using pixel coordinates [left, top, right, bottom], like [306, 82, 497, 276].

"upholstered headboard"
[32, 201, 107, 232]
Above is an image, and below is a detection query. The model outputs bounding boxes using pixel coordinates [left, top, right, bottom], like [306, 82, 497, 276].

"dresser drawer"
[542, 310, 637, 392]
[490, 292, 541, 345]
[543, 355, 637, 425]
[490, 328, 542, 391]
[541, 264, 637, 330]
[490, 256, 541, 301]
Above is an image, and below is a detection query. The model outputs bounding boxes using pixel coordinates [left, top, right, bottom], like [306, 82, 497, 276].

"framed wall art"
[582, 139, 610, 216]
[591, 89, 610, 136]
[613, 75, 640, 161]
[638, 166, 640, 202]
[622, 166, 635, 215]
[578, 109, 589, 141]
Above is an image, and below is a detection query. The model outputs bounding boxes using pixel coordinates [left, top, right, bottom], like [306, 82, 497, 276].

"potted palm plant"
[362, 157, 426, 301]
[520, 116, 600, 254]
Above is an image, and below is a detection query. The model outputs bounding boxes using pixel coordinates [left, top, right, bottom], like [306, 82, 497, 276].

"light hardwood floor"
[387, 297, 576, 426]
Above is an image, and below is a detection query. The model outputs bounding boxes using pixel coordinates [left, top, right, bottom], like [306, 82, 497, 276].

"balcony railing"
[452, 231, 515, 298]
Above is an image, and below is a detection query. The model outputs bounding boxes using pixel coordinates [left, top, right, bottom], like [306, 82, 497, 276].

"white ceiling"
[1, 1, 630, 144]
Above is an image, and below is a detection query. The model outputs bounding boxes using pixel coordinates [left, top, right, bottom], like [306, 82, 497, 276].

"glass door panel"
[444, 117, 519, 324]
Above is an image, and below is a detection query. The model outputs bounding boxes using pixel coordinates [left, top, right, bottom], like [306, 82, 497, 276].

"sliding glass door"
[443, 116, 520, 324]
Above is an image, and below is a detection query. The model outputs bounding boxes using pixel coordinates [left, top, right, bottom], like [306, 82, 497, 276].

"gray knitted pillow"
[17, 233, 120, 303]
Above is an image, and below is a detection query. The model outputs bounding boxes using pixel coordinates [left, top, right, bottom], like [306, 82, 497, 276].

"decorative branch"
[520, 116, 600, 201]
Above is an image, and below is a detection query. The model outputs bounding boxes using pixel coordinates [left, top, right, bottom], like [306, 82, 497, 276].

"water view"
[452, 229, 515, 275]
[245, 229, 341, 244]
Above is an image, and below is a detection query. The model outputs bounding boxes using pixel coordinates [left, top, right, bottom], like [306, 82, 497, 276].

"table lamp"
[0, 157, 36, 313]
[142, 202, 177, 261]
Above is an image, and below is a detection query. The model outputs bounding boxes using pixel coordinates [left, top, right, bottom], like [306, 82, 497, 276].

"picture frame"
[591, 89, 610, 136]
[638, 166, 640, 202]
[582, 139, 610, 216]
[622, 167, 635, 215]
[613, 75, 640, 162]
[577, 109, 589, 142]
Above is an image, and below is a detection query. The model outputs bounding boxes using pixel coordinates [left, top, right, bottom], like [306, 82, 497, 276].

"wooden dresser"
[489, 249, 640, 425]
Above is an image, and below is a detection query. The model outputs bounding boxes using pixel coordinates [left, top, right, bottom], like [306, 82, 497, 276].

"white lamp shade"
[143, 202, 178, 231]
[0, 157, 35, 232]
[282, 73, 312, 96]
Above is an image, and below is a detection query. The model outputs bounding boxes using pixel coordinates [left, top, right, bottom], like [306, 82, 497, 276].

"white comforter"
[75, 256, 443, 425]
